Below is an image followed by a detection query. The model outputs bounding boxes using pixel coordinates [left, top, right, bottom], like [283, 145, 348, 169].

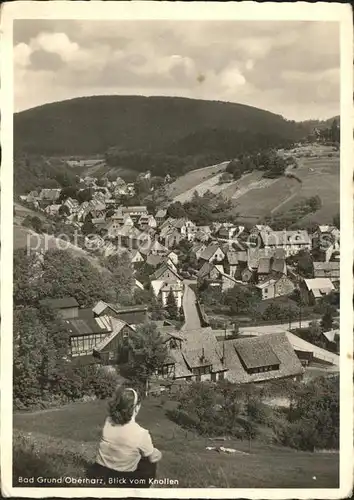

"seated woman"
[88, 386, 162, 488]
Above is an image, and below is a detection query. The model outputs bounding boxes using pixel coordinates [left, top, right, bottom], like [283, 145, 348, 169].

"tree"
[77, 188, 93, 204]
[59, 186, 78, 202]
[59, 205, 70, 217]
[321, 307, 334, 331]
[307, 320, 322, 344]
[166, 289, 178, 320]
[333, 213, 340, 230]
[288, 250, 314, 278]
[123, 322, 168, 393]
[307, 195, 322, 212]
[167, 202, 186, 219]
[223, 285, 261, 315]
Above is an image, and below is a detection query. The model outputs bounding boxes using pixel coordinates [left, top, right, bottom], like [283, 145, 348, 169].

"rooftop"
[40, 297, 79, 309]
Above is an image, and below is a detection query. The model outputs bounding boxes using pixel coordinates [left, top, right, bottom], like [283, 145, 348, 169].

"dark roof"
[222, 332, 304, 384]
[146, 254, 164, 267]
[40, 297, 79, 309]
[236, 337, 280, 369]
[258, 258, 271, 274]
[150, 262, 181, 281]
[200, 243, 224, 261]
[272, 258, 286, 273]
[64, 315, 112, 337]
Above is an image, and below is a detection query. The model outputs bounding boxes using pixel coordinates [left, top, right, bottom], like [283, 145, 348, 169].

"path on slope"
[181, 281, 201, 331]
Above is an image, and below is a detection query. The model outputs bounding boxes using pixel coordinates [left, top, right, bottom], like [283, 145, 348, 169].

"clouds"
[13, 20, 340, 120]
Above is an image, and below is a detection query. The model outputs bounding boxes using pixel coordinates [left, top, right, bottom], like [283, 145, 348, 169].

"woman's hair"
[108, 386, 142, 425]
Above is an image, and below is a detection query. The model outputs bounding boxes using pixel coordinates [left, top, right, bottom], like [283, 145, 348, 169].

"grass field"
[165, 146, 339, 224]
[168, 162, 229, 201]
[13, 397, 339, 489]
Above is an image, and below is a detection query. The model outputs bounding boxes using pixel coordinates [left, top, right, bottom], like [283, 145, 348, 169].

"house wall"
[161, 289, 183, 308]
[261, 284, 275, 300]
[210, 249, 225, 262]
[70, 333, 107, 356]
[274, 276, 295, 297]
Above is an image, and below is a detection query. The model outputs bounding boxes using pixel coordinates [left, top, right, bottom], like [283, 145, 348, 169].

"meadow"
[13, 396, 339, 489]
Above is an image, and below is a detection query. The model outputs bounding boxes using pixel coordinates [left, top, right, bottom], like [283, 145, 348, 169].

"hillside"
[15, 95, 308, 158]
[13, 397, 339, 489]
[167, 145, 339, 225]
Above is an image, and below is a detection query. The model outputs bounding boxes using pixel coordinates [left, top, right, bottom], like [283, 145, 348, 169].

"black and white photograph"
[1, 2, 353, 498]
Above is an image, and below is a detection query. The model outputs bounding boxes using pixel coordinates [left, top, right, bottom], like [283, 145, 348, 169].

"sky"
[13, 20, 340, 121]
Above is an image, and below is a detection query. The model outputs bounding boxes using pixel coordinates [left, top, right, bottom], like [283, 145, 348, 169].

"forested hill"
[14, 95, 308, 157]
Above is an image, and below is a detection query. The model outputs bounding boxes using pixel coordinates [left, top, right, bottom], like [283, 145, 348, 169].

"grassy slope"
[13, 397, 339, 489]
[165, 146, 339, 224]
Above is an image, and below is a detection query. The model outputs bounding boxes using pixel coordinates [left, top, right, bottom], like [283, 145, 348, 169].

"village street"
[181, 281, 201, 331]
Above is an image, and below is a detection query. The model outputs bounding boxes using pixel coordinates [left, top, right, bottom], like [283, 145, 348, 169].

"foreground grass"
[13, 398, 339, 489]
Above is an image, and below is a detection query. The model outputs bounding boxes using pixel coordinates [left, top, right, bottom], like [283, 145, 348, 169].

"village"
[17, 170, 340, 391]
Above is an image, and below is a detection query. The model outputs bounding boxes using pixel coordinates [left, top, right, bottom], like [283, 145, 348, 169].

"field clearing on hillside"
[168, 161, 229, 201]
[13, 397, 339, 488]
[272, 156, 339, 223]
[231, 177, 298, 220]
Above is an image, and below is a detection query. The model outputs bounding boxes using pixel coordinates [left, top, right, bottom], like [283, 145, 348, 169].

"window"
[108, 351, 115, 361]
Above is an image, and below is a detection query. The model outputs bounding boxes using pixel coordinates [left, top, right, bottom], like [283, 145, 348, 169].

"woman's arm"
[139, 430, 162, 462]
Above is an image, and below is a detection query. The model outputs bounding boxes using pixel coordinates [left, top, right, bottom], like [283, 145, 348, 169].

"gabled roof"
[200, 242, 225, 261]
[256, 279, 277, 290]
[150, 262, 181, 281]
[93, 317, 135, 352]
[322, 329, 339, 343]
[236, 338, 280, 369]
[258, 258, 271, 274]
[304, 278, 335, 293]
[197, 262, 218, 279]
[64, 314, 112, 337]
[223, 332, 304, 384]
[181, 327, 226, 373]
[272, 258, 286, 274]
[40, 297, 79, 309]
[146, 254, 164, 267]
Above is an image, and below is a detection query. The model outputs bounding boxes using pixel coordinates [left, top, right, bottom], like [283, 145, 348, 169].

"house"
[191, 242, 207, 260]
[222, 332, 304, 384]
[142, 239, 169, 256]
[39, 296, 79, 320]
[93, 301, 149, 325]
[88, 200, 106, 219]
[257, 257, 287, 282]
[162, 228, 184, 248]
[224, 251, 240, 277]
[138, 214, 157, 230]
[247, 248, 286, 271]
[150, 263, 184, 308]
[166, 250, 178, 266]
[194, 226, 211, 243]
[220, 274, 249, 293]
[155, 209, 167, 225]
[197, 262, 225, 283]
[38, 188, 62, 206]
[218, 225, 245, 240]
[66, 314, 113, 357]
[76, 201, 91, 222]
[313, 261, 340, 281]
[302, 278, 335, 303]
[130, 249, 145, 265]
[63, 197, 80, 214]
[169, 327, 228, 382]
[106, 220, 121, 239]
[199, 242, 226, 263]
[256, 275, 295, 300]
[44, 204, 61, 217]
[85, 234, 105, 251]
[322, 329, 340, 353]
[112, 213, 134, 227]
[122, 206, 148, 221]
[93, 317, 136, 365]
[312, 225, 340, 262]
[260, 230, 311, 256]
